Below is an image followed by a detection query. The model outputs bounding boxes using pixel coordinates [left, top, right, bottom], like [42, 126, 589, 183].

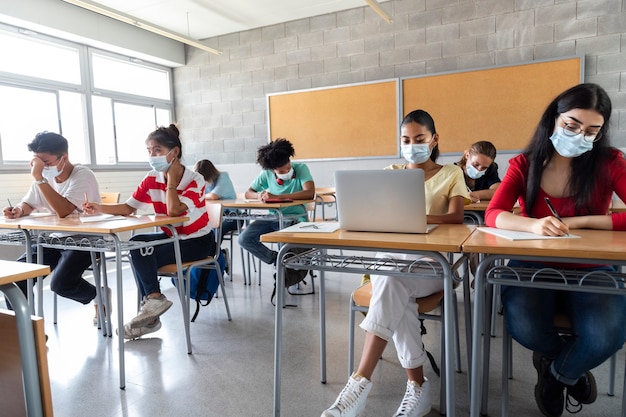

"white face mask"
[550, 126, 593, 158]
[465, 162, 486, 179]
[42, 158, 65, 180]
[401, 143, 431, 164]
[275, 167, 294, 181]
[149, 149, 173, 172]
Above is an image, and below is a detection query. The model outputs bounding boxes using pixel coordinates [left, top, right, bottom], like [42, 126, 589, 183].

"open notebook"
[334, 169, 437, 234]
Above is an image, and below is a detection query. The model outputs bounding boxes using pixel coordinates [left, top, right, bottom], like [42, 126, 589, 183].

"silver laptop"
[335, 169, 437, 234]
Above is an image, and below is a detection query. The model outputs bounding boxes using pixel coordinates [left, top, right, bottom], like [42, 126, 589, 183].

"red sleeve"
[484, 154, 528, 227]
[609, 149, 626, 230]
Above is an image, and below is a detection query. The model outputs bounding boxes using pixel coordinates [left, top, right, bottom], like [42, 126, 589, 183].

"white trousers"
[360, 253, 444, 369]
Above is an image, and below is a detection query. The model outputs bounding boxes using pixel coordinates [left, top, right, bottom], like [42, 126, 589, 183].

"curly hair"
[256, 138, 295, 170]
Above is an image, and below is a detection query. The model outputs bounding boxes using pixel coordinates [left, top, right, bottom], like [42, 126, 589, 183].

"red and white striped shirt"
[126, 168, 211, 239]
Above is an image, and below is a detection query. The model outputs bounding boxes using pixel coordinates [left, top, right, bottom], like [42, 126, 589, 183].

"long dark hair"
[524, 83, 613, 214]
[401, 110, 439, 161]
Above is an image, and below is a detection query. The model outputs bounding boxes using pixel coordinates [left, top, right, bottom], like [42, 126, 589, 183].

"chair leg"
[217, 268, 232, 321]
[609, 351, 617, 396]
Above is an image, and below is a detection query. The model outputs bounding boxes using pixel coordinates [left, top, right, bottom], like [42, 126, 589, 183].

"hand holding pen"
[544, 197, 570, 236]
[3, 198, 22, 219]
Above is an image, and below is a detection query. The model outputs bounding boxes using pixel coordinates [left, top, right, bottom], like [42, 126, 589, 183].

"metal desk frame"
[271, 240, 466, 417]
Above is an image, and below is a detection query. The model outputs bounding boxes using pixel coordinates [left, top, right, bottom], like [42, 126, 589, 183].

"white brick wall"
[173, 0, 626, 168]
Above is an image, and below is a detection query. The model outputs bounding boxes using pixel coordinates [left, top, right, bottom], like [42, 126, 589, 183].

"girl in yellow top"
[322, 110, 469, 417]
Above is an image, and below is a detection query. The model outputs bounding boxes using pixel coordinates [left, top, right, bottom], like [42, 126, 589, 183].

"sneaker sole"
[128, 300, 173, 328]
[118, 320, 162, 340]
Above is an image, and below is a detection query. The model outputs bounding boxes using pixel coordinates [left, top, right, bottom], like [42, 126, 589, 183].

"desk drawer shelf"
[281, 248, 464, 282]
[485, 265, 626, 295]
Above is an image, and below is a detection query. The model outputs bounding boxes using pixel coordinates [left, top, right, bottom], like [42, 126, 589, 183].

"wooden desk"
[261, 224, 476, 417]
[216, 199, 314, 284]
[0, 260, 51, 417]
[16, 214, 189, 389]
[463, 228, 626, 417]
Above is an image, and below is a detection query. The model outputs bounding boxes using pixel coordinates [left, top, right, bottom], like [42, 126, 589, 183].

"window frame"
[0, 22, 175, 172]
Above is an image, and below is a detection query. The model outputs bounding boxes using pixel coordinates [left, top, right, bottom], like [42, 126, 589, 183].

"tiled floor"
[5, 244, 625, 417]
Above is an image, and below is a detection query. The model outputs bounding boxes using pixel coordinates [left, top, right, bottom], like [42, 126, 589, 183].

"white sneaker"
[118, 319, 162, 340]
[128, 295, 172, 328]
[322, 374, 372, 417]
[393, 378, 431, 417]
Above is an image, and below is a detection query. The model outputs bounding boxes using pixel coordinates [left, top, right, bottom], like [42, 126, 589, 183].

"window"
[0, 23, 174, 169]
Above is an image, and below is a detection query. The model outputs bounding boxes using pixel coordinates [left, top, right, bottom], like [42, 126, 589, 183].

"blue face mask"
[149, 150, 173, 172]
[465, 162, 486, 179]
[549, 126, 593, 158]
[401, 143, 431, 164]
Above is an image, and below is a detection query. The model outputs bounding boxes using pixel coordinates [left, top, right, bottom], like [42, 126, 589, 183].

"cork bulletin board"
[267, 57, 583, 160]
[268, 79, 399, 160]
[402, 57, 583, 154]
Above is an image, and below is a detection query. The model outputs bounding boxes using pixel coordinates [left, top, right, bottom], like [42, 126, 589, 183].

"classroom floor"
[7, 244, 625, 417]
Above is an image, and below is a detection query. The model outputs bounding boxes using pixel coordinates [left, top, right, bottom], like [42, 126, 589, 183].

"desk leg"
[470, 256, 493, 417]
[442, 258, 456, 417]
[113, 239, 126, 389]
[273, 245, 289, 417]
[2, 283, 44, 417]
[319, 260, 326, 384]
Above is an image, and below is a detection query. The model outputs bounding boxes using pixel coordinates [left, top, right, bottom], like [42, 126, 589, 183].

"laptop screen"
[334, 169, 433, 233]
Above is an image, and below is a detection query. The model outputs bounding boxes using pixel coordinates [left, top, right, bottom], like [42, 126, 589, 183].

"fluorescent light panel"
[62, 0, 222, 55]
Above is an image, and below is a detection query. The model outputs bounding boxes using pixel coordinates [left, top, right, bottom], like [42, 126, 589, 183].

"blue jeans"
[130, 232, 215, 298]
[501, 260, 626, 384]
[238, 219, 295, 265]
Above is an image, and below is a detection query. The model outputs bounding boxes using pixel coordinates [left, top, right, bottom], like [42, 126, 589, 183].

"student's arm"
[276, 180, 315, 200]
[427, 195, 465, 224]
[469, 182, 501, 202]
[562, 150, 626, 231]
[83, 202, 136, 216]
[3, 202, 35, 218]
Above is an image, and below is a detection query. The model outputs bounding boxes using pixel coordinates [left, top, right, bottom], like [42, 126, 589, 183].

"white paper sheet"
[477, 227, 580, 241]
[278, 222, 340, 233]
[80, 214, 128, 223]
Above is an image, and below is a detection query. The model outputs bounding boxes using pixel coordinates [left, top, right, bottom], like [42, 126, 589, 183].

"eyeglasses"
[559, 116, 602, 143]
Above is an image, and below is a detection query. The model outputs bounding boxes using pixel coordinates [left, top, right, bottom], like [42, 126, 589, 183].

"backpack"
[171, 249, 227, 322]
[271, 247, 310, 306]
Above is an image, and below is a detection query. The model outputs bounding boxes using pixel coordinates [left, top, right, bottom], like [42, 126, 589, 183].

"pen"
[544, 197, 569, 236]
[7, 198, 12, 209]
[299, 224, 319, 229]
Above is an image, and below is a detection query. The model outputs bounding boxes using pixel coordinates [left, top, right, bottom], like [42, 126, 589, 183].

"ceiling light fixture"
[364, 0, 392, 23]
[62, 0, 222, 55]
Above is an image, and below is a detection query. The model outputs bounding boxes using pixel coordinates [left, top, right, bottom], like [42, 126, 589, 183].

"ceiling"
[83, 0, 388, 41]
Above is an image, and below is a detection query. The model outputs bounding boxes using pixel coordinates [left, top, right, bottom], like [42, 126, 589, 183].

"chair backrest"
[100, 192, 120, 204]
[206, 202, 224, 256]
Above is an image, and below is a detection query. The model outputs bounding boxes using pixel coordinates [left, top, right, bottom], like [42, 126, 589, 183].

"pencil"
[544, 197, 569, 236]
